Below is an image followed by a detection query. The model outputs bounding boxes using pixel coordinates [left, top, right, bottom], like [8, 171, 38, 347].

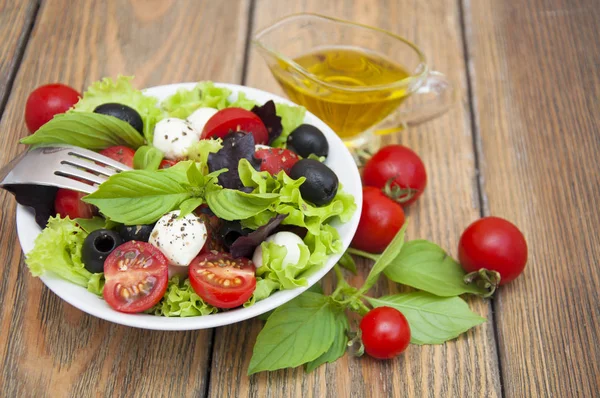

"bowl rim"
[15, 81, 362, 330]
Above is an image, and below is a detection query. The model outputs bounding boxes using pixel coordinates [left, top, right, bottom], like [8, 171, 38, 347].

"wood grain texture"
[465, 0, 600, 396]
[209, 1, 501, 397]
[0, 0, 38, 115]
[0, 0, 249, 396]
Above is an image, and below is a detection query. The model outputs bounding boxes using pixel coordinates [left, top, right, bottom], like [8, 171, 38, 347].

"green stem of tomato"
[346, 248, 380, 262]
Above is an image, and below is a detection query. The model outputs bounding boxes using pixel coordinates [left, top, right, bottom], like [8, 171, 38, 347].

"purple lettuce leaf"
[207, 132, 261, 191]
[230, 214, 287, 258]
[251, 100, 282, 145]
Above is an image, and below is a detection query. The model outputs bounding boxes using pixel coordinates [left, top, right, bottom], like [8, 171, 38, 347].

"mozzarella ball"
[149, 210, 207, 267]
[187, 107, 218, 133]
[252, 232, 305, 268]
[152, 118, 200, 160]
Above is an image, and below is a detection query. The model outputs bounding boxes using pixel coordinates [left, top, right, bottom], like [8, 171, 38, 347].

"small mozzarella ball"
[152, 118, 200, 160]
[187, 107, 218, 133]
[252, 232, 305, 268]
[149, 210, 207, 267]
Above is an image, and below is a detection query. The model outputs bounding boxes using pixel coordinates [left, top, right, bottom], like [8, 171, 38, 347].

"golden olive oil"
[270, 47, 412, 139]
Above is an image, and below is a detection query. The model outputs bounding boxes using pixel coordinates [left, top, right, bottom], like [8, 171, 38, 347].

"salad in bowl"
[14, 77, 361, 330]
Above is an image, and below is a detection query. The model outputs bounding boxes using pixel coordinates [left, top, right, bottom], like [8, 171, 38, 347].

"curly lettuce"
[71, 76, 165, 143]
[237, 159, 357, 235]
[256, 241, 312, 289]
[25, 216, 103, 295]
[161, 81, 232, 119]
[271, 103, 306, 147]
[147, 276, 217, 317]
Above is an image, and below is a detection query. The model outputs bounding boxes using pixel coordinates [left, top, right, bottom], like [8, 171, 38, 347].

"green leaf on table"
[306, 311, 349, 372]
[366, 292, 486, 345]
[358, 222, 409, 294]
[74, 216, 107, 234]
[248, 292, 339, 374]
[384, 240, 487, 297]
[337, 251, 357, 274]
[206, 189, 279, 221]
[21, 112, 144, 149]
[133, 145, 164, 170]
[83, 167, 192, 225]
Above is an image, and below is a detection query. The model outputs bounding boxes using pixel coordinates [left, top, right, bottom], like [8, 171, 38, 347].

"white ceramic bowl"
[16, 82, 362, 330]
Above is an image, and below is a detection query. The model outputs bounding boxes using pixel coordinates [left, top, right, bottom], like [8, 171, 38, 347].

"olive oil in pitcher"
[271, 47, 412, 139]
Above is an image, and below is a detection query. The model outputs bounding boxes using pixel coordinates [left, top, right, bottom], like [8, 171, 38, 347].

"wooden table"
[0, 1, 598, 396]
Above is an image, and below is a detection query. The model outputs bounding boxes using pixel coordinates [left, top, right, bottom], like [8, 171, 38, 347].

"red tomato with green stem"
[201, 108, 269, 144]
[103, 241, 169, 313]
[25, 84, 80, 133]
[189, 252, 256, 308]
[99, 145, 135, 168]
[351, 187, 406, 254]
[362, 145, 427, 207]
[360, 306, 411, 359]
[459, 216, 527, 287]
[54, 189, 95, 219]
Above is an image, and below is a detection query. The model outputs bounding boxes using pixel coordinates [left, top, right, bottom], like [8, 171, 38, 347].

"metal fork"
[0, 144, 132, 194]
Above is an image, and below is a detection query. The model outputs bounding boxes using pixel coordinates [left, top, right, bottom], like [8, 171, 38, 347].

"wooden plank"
[465, 0, 600, 396]
[0, 0, 38, 116]
[0, 0, 249, 396]
[209, 1, 501, 396]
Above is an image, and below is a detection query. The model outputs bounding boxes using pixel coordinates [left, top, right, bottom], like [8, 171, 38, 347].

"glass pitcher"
[253, 13, 455, 151]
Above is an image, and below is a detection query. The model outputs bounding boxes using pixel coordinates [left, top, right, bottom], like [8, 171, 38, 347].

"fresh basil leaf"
[205, 189, 279, 221]
[306, 311, 348, 372]
[179, 197, 204, 217]
[133, 146, 163, 170]
[186, 162, 205, 186]
[366, 292, 486, 345]
[338, 252, 357, 275]
[248, 292, 338, 374]
[384, 240, 487, 297]
[83, 168, 191, 225]
[358, 222, 408, 294]
[21, 112, 144, 149]
[74, 216, 107, 234]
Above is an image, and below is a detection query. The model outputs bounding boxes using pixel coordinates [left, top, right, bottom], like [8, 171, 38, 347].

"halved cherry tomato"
[25, 83, 80, 133]
[103, 241, 169, 313]
[201, 108, 269, 144]
[159, 159, 178, 169]
[99, 145, 135, 168]
[54, 188, 95, 219]
[255, 147, 299, 175]
[189, 252, 256, 308]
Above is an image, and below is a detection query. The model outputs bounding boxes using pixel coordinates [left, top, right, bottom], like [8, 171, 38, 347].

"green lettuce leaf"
[186, 138, 223, 173]
[244, 278, 281, 308]
[304, 224, 343, 266]
[161, 81, 232, 118]
[25, 216, 101, 291]
[256, 241, 312, 289]
[147, 276, 217, 317]
[72, 76, 165, 143]
[228, 92, 258, 110]
[271, 103, 306, 147]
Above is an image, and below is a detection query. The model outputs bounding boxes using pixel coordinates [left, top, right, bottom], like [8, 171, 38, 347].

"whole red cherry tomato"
[458, 216, 527, 285]
[360, 306, 411, 359]
[25, 84, 80, 133]
[351, 187, 405, 254]
[362, 145, 427, 207]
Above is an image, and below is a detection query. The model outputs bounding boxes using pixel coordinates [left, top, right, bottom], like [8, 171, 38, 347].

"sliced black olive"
[94, 103, 144, 135]
[118, 224, 155, 242]
[219, 221, 252, 250]
[82, 229, 123, 273]
[287, 124, 329, 158]
[290, 159, 338, 206]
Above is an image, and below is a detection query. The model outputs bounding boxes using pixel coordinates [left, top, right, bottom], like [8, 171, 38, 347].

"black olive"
[81, 229, 123, 273]
[94, 103, 144, 135]
[290, 159, 338, 206]
[219, 221, 251, 250]
[287, 124, 329, 158]
[118, 224, 155, 242]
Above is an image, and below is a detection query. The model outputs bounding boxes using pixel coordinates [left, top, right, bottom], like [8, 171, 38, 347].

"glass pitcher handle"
[373, 71, 456, 136]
